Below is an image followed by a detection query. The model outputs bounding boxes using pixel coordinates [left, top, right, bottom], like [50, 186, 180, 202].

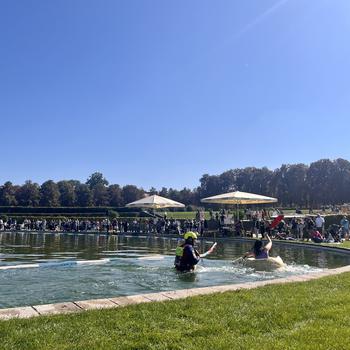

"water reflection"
[0, 232, 350, 268]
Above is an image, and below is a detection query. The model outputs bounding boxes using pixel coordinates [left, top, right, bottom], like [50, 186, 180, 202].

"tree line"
[1, 158, 350, 208]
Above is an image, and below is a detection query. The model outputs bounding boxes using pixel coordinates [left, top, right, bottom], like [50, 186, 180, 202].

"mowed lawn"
[156, 211, 212, 220]
[1, 273, 350, 350]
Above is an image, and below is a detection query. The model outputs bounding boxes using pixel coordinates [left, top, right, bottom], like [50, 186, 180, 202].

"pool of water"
[1, 232, 350, 308]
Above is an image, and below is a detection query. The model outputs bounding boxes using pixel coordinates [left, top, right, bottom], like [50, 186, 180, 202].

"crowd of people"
[0, 217, 209, 235]
[251, 214, 350, 243]
[0, 212, 349, 244]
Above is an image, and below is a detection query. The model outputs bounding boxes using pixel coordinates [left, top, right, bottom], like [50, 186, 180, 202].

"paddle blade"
[200, 242, 217, 258]
[270, 215, 284, 229]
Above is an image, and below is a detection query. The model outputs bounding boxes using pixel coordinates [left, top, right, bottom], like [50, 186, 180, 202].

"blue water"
[0, 232, 349, 308]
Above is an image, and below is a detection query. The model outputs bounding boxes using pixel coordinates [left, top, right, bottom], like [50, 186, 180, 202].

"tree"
[92, 184, 109, 206]
[57, 180, 77, 206]
[332, 158, 350, 204]
[75, 184, 93, 206]
[178, 187, 194, 205]
[307, 159, 336, 206]
[159, 187, 169, 198]
[86, 172, 109, 189]
[198, 174, 222, 198]
[284, 164, 308, 206]
[16, 181, 41, 206]
[121, 185, 144, 205]
[166, 188, 178, 202]
[40, 180, 60, 206]
[0, 182, 18, 206]
[148, 187, 158, 195]
[108, 184, 123, 206]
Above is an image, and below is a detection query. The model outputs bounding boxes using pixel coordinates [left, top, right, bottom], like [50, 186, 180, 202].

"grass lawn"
[1, 273, 350, 350]
[157, 211, 211, 220]
[336, 240, 350, 249]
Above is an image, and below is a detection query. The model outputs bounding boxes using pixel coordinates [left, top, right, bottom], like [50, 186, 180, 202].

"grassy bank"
[1, 273, 350, 350]
[156, 211, 211, 220]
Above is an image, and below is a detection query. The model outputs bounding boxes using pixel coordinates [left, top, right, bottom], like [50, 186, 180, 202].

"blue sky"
[1, 0, 350, 189]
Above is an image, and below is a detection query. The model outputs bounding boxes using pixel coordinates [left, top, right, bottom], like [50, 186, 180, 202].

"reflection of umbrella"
[201, 191, 277, 205]
[201, 191, 277, 220]
[126, 195, 185, 209]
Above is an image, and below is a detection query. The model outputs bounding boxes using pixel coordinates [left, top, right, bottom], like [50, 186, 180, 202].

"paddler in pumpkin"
[174, 231, 200, 272]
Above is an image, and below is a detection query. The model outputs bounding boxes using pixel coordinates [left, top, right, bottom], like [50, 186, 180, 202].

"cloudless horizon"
[1, 0, 350, 189]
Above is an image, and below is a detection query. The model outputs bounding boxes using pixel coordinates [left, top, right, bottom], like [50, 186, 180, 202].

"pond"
[1, 232, 350, 309]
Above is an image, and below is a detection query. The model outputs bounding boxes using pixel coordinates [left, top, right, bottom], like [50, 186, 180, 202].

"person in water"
[174, 231, 200, 272]
[244, 234, 272, 259]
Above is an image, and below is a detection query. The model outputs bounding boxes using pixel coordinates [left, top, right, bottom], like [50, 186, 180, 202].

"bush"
[0, 215, 8, 222]
[108, 210, 119, 219]
[325, 215, 345, 228]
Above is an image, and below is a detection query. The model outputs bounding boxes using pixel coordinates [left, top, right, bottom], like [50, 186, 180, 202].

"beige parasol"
[201, 191, 277, 205]
[126, 194, 185, 209]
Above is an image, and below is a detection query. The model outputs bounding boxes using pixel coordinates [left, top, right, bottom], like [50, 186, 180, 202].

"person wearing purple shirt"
[244, 235, 272, 259]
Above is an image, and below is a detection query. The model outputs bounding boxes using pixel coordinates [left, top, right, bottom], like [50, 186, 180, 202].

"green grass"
[157, 211, 211, 220]
[2, 273, 350, 349]
[330, 240, 350, 249]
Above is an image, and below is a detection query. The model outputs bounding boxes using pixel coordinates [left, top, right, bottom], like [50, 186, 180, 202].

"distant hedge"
[0, 206, 143, 216]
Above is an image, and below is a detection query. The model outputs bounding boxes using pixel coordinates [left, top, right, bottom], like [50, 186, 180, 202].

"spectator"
[315, 214, 325, 234]
[297, 218, 304, 240]
[340, 216, 349, 240]
[311, 230, 324, 243]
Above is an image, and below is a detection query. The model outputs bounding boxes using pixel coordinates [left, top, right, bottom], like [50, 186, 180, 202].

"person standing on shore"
[340, 216, 349, 240]
[315, 214, 325, 235]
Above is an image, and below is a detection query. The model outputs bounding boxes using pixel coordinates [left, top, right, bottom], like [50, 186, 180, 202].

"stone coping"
[1, 265, 350, 321]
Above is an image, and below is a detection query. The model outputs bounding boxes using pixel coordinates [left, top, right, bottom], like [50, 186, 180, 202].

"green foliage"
[0, 182, 18, 206]
[40, 180, 60, 207]
[108, 185, 123, 206]
[121, 185, 144, 204]
[148, 187, 158, 195]
[75, 184, 93, 207]
[57, 181, 76, 206]
[2, 159, 350, 208]
[92, 184, 109, 206]
[0, 215, 8, 222]
[108, 210, 119, 219]
[159, 211, 211, 220]
[324, 215, 346, 227]
[198, 158, 350, 207]
[86, 172, 109, 189]
[16, 180, 40, 206]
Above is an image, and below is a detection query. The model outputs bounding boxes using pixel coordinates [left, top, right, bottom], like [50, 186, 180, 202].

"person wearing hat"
[174, 231, 200, 272]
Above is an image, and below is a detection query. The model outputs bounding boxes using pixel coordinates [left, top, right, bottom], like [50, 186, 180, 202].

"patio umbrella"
[126, 194, 185, 209]
[201, 191, 277, 205]
[201, 191, 277, 220]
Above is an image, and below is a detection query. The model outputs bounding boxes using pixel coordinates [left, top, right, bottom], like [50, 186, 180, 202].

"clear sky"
[1, 0, 349, 189]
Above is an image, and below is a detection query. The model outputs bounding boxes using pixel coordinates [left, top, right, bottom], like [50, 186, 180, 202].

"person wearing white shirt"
[315, 214, 325, 234]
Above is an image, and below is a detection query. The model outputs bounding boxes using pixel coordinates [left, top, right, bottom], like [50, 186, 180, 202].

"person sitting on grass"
[311, 230, 324, 243]
[244, 235, 272, 259]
